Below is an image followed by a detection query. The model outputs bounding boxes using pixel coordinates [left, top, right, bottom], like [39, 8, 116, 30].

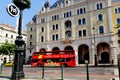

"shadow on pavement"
[0, 76, 11, 79]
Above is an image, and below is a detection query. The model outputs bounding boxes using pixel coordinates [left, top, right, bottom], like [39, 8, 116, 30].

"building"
[27, 0, 120, 65]
[0, 24, 27, 62]
[0, 24, 27, 44]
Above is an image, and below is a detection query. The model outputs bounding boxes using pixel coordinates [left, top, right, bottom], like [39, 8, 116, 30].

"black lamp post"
[92, 27, 98, 66]
[11, 0, 31, 79]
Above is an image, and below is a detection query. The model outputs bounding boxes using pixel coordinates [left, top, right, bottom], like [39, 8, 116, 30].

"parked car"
[4, 61, 13, 67]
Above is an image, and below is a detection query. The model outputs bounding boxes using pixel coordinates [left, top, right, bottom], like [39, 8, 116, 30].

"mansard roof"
[50, 0, 64, 8]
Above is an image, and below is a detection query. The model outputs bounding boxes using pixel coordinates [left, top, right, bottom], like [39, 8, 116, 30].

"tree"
[12, 0, 31, 10]
[0, 42, 15, 55]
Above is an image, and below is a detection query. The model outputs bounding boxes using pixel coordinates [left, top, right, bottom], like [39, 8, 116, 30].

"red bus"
[31, 50, 76, 67]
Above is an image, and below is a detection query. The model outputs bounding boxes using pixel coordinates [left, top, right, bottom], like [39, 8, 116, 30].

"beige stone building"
[27, 0, 120, 65]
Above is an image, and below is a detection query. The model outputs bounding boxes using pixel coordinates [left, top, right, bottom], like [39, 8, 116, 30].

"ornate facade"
[27, 0, 120, 65]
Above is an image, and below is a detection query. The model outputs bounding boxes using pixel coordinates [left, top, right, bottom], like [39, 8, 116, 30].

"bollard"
[85, 60, 89, 80]
[61, 63, 64, 80]
[0, 63, 3, 75]
[42, 64, 44, 79]
[12, 63, 14, 73]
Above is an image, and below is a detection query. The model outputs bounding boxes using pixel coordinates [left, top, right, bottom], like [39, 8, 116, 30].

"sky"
[0, 0, 57, 30]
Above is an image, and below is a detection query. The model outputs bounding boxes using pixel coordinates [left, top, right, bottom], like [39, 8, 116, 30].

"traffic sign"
[6, 3, 19, 17]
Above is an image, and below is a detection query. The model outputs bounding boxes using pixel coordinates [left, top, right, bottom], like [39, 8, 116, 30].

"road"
[1, 65, 119, 80]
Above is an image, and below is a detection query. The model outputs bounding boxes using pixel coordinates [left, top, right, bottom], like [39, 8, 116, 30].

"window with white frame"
[78, 18, 86, 25]
[98, 14, 103, 21]
[64, 11, 72, 18]
[77, 7, 86, 15]
[117, 18, 120, 24]
[78, 29, 87, 37]
[99, 26, 104, 34]
[115, 7, 120, 13]
[52, 14, 59, 21]
[41, 36, 44, 42]
[52, 34, 59, 41]
[96, 2, 103, 10]
[52, 24, 58, 30]
[41, 27, 44, 32]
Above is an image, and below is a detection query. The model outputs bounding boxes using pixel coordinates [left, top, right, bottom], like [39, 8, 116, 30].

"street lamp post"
[11, 6, 25, 80]
[11, 0, 31, 79]
[92, 27, 98, 66]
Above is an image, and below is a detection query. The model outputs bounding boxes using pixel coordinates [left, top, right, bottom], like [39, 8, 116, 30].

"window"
[52, 24, 58, 30]
[41, 18, 45, 23]
[83, 29, 86, 36]
[118, 29, 120, 37]
[77, 9, 79, 15]
[41, 27, 44, 32]
[66, 1, 68, 4]
[82, 18, 86, 24]
[115, 8, 117, 13]
[11, 35, 13, 39]
[30, 34, 32, 39]
[56, 34, 58, 40]
[78, 18, 86, 25]
[78, 30, 82, 37]
[30, 28, 32, 31]
[99, 26, 104, 34]
[78, 19, 81, 25]
[52, 14, 59, 21]
[77, 7, 86, 15]
[115, 7, 120, 13]
[52, 34, 59, 40]
[98, 14, 103, 21]
[100, 3, 103, 9]
[41, 36, 44, 42]
[64, 11, 72, 18]
[78, 30, 87, 37]
[56, 24, 58, 30]
[30, 42, 32, 46]
[96, 3, 103, 10]
[117, 18, 120, 24]
[6, 34, 8, 37]
[80, 8, 83, 14]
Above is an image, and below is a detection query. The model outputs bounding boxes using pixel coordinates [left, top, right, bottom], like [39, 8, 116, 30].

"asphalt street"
[0, 65, 119, 80]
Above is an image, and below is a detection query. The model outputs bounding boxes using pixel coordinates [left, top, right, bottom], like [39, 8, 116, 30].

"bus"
[31, 50, 76, 67]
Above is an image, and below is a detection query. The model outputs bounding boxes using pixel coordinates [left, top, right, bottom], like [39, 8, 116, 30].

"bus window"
[32, 59, 40, 63]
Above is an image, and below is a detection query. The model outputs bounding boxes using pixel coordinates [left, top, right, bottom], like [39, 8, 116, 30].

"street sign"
[6, 3, 19, 17]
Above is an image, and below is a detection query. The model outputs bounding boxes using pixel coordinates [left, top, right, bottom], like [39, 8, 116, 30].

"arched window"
[52, 35, 55, 41]
[41, 27, 44, 32]
[99, 26, 104, 34]
[78, 19, 81, 25]
[83, 29, 86, 36]
[82, 18, 86, 24]
[98, 14, 103, 21]
[41, 36, 44, 42]
[117, 18, 120, 24]
[100, 3, 103, 9]
[53, 25, 55, 30]
[78, 30, 82, 37]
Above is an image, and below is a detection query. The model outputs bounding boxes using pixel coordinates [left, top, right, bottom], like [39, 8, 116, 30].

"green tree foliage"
[13, 0, 31, 10]
[0, 42, 15, 55]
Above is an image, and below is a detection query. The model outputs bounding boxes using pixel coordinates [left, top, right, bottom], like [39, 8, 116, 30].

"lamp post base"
[11, 36, 25, 80]
[11, 71, 24, 80]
